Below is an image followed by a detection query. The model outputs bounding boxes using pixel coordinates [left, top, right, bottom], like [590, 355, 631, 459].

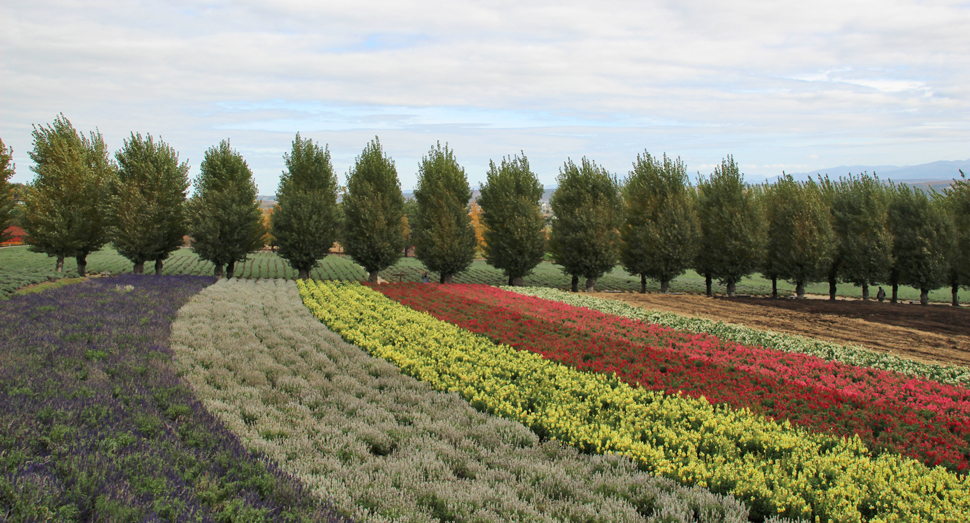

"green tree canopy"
[402, 197, 418, 257]
[272, 133, 340, 279]
[944, 170, 970, 306]
[753, 183, 782, 298]
[21, 114, 116, 276]
[764, 175, 833, 298]
[549, 157, 622, 293]
[478, 152, 546, 286]
[107, 132, 189, 274]
[620, 151, 699, 294]
[694, 155, 764, 296]
[888, 183, 950, 305]
[413, 142, 477, 283]
[830, 173, 893, 301]
[0, 137, 14, 244]
[815, 176, 842, 301]
[342, 137, 405, 283]
[186, 139, 264, 278]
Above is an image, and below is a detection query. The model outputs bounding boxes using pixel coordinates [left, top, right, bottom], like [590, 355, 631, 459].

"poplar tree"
[764, 175, 833, 298]
[342, 137, 405, 283]
[272, 133, 340, 280]
[831, 173, 893, 301]
[694, 156, 764, 296]
[817, 176, 842, 300]
[478, 153, 546, 286]
[107, 132, 189, 274]
[0, 137, 14, 243]
[620, 151, 699, 294]
[402, 197, 418, 257]
[944, 170, 970, 306]
[888, 183, 949, 305]
[413, 142, 477, 283]
[21, 114, 115, 276]
[549, 157, 622, 293]
[185, 140, 264, 278]
[754, 183, 782, 298]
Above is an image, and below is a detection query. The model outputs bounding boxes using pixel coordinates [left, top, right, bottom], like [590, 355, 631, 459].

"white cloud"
[2, 0, 969, 192]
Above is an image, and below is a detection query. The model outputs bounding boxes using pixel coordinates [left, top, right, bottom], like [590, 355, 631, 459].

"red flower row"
[372, 282, 970, 472]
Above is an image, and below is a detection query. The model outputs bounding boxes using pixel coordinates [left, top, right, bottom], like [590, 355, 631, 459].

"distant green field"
[0, 244, 955, 302]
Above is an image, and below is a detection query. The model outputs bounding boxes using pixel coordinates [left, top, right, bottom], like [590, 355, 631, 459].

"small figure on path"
[876, 287, 886, 302]
[422, 272, 430, 284]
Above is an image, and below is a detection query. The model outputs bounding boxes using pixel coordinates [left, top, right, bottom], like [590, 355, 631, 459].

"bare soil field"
[589, 292, 970, 368]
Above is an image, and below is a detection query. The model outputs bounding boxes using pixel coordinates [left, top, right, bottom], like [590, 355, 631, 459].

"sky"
[2, 0, 969, 194]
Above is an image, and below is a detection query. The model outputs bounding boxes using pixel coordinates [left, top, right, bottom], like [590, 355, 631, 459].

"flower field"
[372, 283, 970, 473]
[0, 275, 344, 522]
[300, 280, 970, 522]
[170, 279, 750, 523]
[503, 287, 970, 387]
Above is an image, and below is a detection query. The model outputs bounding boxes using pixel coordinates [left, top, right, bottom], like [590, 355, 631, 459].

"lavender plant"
[0, 274, 347, 522]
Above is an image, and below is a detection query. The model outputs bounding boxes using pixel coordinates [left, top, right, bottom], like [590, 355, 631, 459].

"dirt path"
[589, 292, 970, 368]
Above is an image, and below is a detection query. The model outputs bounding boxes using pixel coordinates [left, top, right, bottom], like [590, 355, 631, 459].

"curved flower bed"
[300, 280, 970, 523]
[374, 283, 970, 472]
[506, 286, 970, 387]
[0, 275, 343, 522]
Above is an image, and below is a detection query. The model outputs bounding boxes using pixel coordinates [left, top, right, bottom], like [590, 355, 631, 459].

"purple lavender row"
[0, 274, 349, 522]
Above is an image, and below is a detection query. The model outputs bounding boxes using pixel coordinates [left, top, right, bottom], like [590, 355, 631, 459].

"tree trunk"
[511, 276, 524, 286]
[298, 268, 309, 280]
[705, 273, 713, 297]
[133, 262, 145, 274]
[76, 254, 87, 277]
[154, 259, 163, 275]
[214, 264, 224, 278]
[891, 283, 898, 304]
[828, 276, 837, 301]
[55, 255, 64, 273]
[861, 282, 869, 302]
[226, 260, 235, 279]
[660, 280, 670, 294]
[920, 288, 929, 306]
[571, 275, 579, 293]
[585, 277, 596, 293]
[368, 270, 380, 284]
[771, 277, 777, 299]
[726, 281, 736, 297]
[795, 281, 805, 299]
[441, 273, 454, 284]
[953, 282, 960, 307]
[640, 274, 647, 294]
[509, 275, 514, 286]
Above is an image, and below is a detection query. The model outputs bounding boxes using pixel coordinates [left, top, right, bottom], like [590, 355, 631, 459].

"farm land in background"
[0, 245, 956, 303]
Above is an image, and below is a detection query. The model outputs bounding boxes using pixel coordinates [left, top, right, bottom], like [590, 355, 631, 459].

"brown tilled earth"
[588, 292, 970, 368]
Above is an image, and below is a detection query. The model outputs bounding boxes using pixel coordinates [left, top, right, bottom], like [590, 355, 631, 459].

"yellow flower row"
[298, 280, 969, 523]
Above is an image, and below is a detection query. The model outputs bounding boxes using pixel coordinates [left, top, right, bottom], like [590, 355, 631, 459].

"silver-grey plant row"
[504, 286, 970, 387]
[169, 279, 769, 523]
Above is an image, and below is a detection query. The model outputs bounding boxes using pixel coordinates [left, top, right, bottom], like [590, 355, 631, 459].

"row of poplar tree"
[1, 114, 968, 306]
[553, 154, 970, 307]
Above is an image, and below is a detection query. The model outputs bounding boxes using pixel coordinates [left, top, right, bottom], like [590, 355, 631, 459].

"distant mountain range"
[784, 159, 970, 192]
